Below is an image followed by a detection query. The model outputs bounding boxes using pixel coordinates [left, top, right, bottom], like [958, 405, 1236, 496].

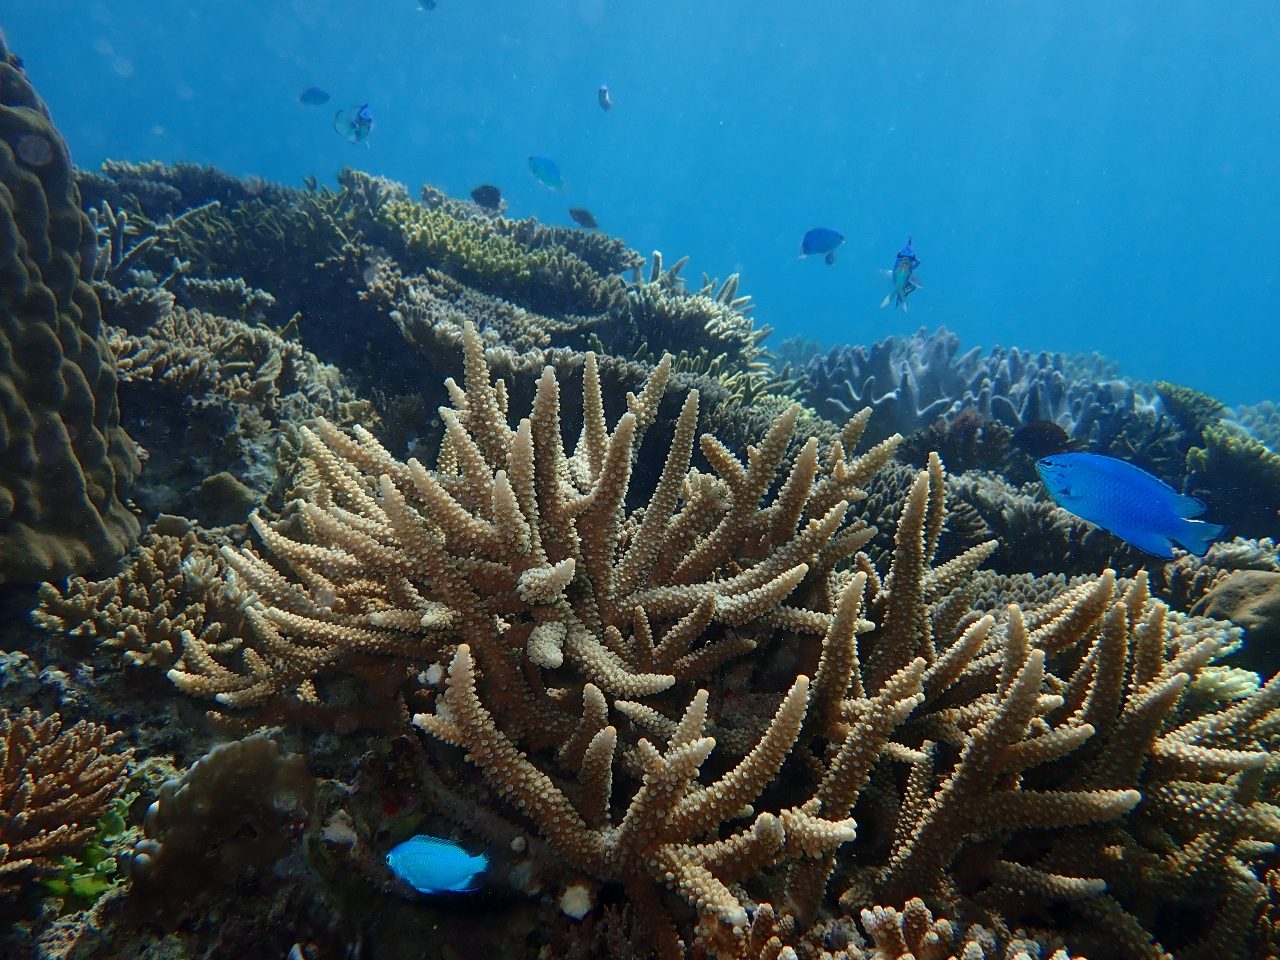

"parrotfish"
[528, 155, 564, 190]
[598, 85, 613, 111]
[385, 834, 488, 894]
[568, 207, 598, 229]
[334, 103, 373, 144]
[1035, 452, 1225, 558]
[801, 228, 844, 265]
[880, 237, 920, 311]
[298, 86, 330, 106]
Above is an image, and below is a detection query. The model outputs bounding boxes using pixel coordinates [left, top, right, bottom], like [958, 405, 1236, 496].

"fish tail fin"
[900, 298, 908, 313]
[1179, 519, 1226, 557]
[880, 294, 891, 309]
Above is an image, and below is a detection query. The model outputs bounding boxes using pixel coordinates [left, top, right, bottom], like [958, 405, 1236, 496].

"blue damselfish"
[385, 834, 488, 894]
[801, 227, 844, 265]
[1035, 452, 1225, 559]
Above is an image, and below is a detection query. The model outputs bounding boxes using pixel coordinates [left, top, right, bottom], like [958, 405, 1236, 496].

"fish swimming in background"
[419, 0, 437, 9]
[1035, 452, 1225, 558]
[800, 227, 844, 265]
[334, 103, 373, 144]
[1012, 420, 1076, 461]
[528, 155, 564, 190]
[470, 184, 503, 211]
[385, 834, 487, 894]
[880, 237, 920, 310]
[598, 85, 613, 111]
[297, 86, 330, 106]
[568, 207, 598, 229]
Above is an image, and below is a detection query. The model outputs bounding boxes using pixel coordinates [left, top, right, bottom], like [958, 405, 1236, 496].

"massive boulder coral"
[0, 35, 139, 581]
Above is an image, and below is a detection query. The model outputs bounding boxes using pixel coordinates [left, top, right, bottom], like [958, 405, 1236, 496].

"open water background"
[5, 1, 1277, 404]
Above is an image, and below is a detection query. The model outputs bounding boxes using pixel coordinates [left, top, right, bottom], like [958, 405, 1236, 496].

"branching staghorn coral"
[93, 319, 1280, 958]
[0, 708, 129, 895]
[34, 526, 254, 672]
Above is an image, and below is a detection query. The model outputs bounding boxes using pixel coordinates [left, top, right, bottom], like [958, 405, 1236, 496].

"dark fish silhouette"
[598, 85, 613, 111]
[470, 184, 503, 210]
[568, 207, 598, 229]
[298, 86, 330, 106]
[420, 0, 437, 9]
[801, 228, 844, 265]
[1012, 420, 1074, 460]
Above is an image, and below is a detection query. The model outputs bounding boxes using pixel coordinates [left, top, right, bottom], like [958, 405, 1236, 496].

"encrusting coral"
[0, 707, 129, 896]
[0, 33, 139, 582]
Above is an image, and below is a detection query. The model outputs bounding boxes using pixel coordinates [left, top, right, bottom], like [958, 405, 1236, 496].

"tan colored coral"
[135, 318, 1280, 959]
[34, 527, 252, 670]
[0, 708, 129, 893]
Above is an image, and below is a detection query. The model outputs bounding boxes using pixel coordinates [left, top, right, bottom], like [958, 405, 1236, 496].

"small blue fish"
[598, 85, 613, 111]
[880, 237, 920, 311]
[420, 0, 437, 9]
[528, 155, 564, 190]
[298, 86, 330, 106]
[1036, 452, 1225, 558]
[801, 227, 844, 265]
[386, 834, 487, 894]
[334, 103, 373, 145]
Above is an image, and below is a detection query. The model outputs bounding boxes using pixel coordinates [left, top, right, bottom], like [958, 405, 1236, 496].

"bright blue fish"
[385, 834, 487, 894]
[801, 228, 844, 266]
[528, 155, 564, 190]
[1036, 452, 1225, 559]
[298, 86, 330, 106]
[880, 237, 920, 311]
[334, 103, 373, 145]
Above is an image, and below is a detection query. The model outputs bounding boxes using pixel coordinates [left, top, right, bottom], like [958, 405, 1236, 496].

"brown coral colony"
[5, 26, 1280, 959]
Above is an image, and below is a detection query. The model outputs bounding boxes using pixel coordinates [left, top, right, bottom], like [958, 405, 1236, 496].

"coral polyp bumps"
[39, 321, 1269, 959]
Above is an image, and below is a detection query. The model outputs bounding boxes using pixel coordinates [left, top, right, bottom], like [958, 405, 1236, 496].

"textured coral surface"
[0, 39, 138, 582]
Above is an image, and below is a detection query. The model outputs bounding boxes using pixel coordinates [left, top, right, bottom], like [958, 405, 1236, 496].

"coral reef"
[791, 327, 1142, 449]
[0, 34, 139, 582]
[34, 522, 254, 672]
[0, 707, 128, 895]
[4, 141, 1277, 960]
[116, 321, 1276, 959]
[122, 733, 315, 916]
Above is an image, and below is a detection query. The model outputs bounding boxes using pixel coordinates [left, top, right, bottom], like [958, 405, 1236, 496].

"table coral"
[0, 708, 128, 896]
[0, 35, 139, 582]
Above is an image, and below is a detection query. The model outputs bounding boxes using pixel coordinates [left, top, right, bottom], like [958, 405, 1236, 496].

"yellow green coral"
[378, 197, 552, 285]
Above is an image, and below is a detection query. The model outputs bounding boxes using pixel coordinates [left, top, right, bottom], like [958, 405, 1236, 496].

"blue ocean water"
[6, 1, 1277, 404]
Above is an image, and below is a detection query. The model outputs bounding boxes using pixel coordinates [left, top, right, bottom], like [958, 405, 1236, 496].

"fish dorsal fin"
[1172, 492, 1207, 518]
